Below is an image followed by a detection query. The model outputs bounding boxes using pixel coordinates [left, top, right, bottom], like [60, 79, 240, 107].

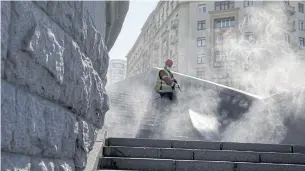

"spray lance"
[173, 79, 182, 92]
[176, 84, 182, 92]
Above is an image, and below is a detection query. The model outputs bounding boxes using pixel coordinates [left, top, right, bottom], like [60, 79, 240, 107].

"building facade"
[126, 0, 305, 88]
[107, 59, 127, 85]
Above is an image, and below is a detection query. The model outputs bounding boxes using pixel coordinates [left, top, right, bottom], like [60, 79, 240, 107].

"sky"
[109, 0, 159, 60]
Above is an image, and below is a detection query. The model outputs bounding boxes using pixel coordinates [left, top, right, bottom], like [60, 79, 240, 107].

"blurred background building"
[107, 59, 127, 85]
[125, 0, 305, 88]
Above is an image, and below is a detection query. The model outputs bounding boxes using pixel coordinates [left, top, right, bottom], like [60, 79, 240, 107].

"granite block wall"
[1, 1, 129, 170]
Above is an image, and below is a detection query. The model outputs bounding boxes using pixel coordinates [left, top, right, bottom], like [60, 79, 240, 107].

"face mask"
[166, 66, 172, 71]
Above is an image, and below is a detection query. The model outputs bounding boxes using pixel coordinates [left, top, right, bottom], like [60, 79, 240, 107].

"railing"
[287, 20, 296, 32]
[170, 36, 178, 45]
[171, 19, 179, 29]
[284, 4, 295, 15]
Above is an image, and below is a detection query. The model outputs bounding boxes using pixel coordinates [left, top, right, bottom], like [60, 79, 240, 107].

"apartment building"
[126, 1, 182, 77]
[107, 59, 127, 85]
[286, 1, 305, 53]
[126, 0, 305, 88]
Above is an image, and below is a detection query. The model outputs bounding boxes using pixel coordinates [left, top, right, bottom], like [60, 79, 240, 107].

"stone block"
[175, 160, 235, 171]
[77, 120, 98, 154]
[8, 155, 76, 171]
[100, 157, 173, 170]
[194, 149, 259, 163]
[260, 152, 305, 165]
[34, 1, 80, 39]
[160, 148, 193, 160]
[172, 140, 221, 150]
[31, 157, 57, 171]
[57, 159, 75, 171]
[294, 145, 305, 154]
[1, 1, 11, 77]
[1, 152, 31, 171]
[236, 162, 305, 171]
[107, 138, 172, 148]
[61, 35, 109, 127]
[1, 81, 78, 158]
[5, 1, 109, 128]
[34, 1, 109, 79]
[222, 142, 291, 153]
[62, 113, 79, 158]
[74, 120, 98, 170]
[1, 80, 16, 151]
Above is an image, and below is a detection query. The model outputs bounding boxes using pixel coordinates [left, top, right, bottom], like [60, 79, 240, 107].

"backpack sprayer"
[133, 84, 182, 104]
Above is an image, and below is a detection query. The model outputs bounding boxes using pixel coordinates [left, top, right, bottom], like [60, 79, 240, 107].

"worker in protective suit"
[150, 59, 180, 138]
[154, 59, 180, 101]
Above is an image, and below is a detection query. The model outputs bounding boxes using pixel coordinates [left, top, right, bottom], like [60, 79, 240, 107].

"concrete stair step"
[103, 146, 305, 165]
[236, 162, 305, 171]
[106, 138, 305, 154]
[100, 157, 232, 171]
[106, 138, 220, 150]
[99, 157, 305, 171]
[97, 170, 138, 171]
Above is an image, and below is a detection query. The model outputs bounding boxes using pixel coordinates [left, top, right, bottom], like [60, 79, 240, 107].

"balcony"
[171, 19, 179, 29]
[153, 42, 159, 50]
[287, 20, 296, 32]
[161, 29, 169, 36]
[284, 4, 295, 15]
[170, 36, 178, 45]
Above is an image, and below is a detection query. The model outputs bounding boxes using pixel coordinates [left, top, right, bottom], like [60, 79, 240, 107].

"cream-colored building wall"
[291, 1, 305, 47]
[176, 2, 190, 74]
[127, 1, 181, 77]
[188, 1, 212, 77]
[126, 0, 305, 83]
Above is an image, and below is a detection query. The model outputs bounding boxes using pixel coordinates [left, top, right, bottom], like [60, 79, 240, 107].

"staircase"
[98, 138, 305, 171]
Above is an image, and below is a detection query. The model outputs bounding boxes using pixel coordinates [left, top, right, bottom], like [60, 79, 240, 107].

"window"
[300, 37, 305, 47]
[157, 14, 160, 28]
[161, 8, 164, 22]
[299, 20, 304, 30]
[113, 70, 120, 74]
[285, 34, 290, 43]
[197, 71, 205, 79]
[197, 37, 206, 47]
[226, 52, 235, 60]
[215, 52, 222, 61]
[215, 17, 235, 28]
[198, 4, 206, 13]
[113, 63, 124, 69]
[299, 3, 304, 13]
[215, 1, 234, 11]
[197, 54, 206, 64]
[197, 20, 206, 30]
[244, 15, 251, 25]
[216, 34, 224, 44]
[245, 32, 254, 42]
[166, 1, 169, 16]
[244, 0, 253, 7]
